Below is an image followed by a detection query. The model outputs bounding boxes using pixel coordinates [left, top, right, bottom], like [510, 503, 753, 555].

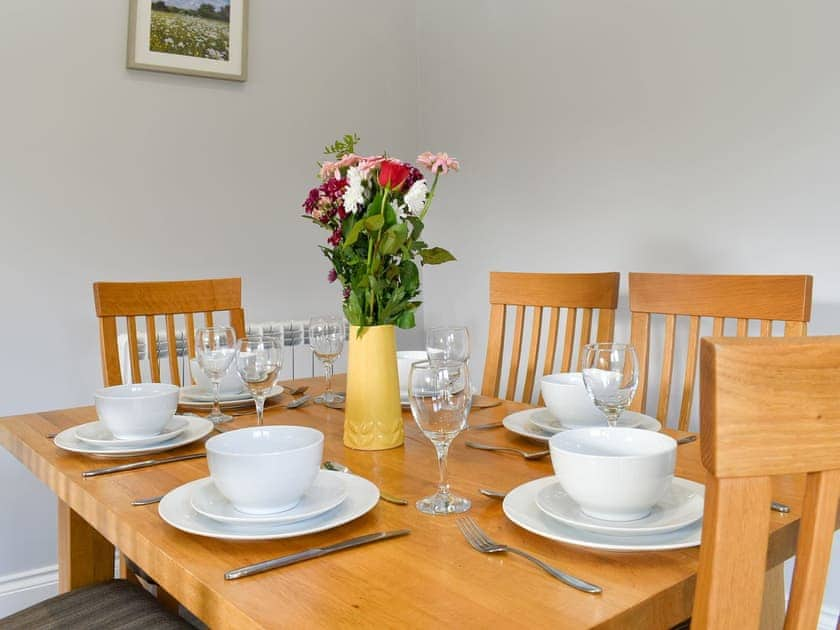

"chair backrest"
[629, 273, 813, 430]
[693, 335, 840, 630]
[481, 272, 620, 403]
[93, 278, 246, 387]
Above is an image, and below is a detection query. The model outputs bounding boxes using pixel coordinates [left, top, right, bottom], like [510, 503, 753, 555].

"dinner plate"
[189, 471, 348, 525]
[54, 416, 213, 458]
[178, 385, 284, 410]
[180, 385, 253, 403]
[503, 477, 702, 551]
[529, 410, 642, 433]
[503, 408, 661, 443]
[535, 477, 704, 536]
[159, 471, 378, 540]
[74, 417, 189, 448]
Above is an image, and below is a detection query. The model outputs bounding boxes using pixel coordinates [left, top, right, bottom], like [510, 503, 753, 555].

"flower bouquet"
[302, 134, 459, 450]
[303, 134, 458, 330]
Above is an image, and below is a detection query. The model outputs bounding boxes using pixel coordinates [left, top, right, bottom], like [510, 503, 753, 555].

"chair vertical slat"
[760, 320, 772, 337]
[692, 475, 773, 630]
[575, 308, 593, 371]
[165, 314, 180, 387]
[99, 317, 122, 387]
[481, 304, 506, 398]
[229, 308, 246, 339]
[785, 469, 840, 630]
[595, 308, 615, 343]
[126, 317, 141, 384]
[146, 315, 161, 382]
[522, 308, 543, 403]
[560, 308, 577, 373]
[538, 307, 561, 406]
[204, 312, 214, 328]
[736, 318, 749, 337]
[185, 313, 196, 384]
[712, 317, 725, 336]
[505, 306, 526, 401]
[656, 314, 677, 424]
[629, 312, 651, 413]
[677, 315, 700, 431]
[785, 321, 807, 337]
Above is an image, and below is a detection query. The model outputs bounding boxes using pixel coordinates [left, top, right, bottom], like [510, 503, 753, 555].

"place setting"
[53, 382, 213, 458]
[157, 425, 381, 541]
[502, 343, 661, 441]
[498, 343, 704, 552]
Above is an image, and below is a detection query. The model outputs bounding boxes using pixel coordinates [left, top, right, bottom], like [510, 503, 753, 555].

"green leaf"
[383, 202, 397, 228]
[419, 247, 456, 265]
[380, 223, 408, 255]
[343, 220, 366, 247]
[345, 290, 363, 325]
[396, 310, 416, 329]
[365, 192, 384, 217]
[364, 215, 385, 232]
[399, 260, 420, 294]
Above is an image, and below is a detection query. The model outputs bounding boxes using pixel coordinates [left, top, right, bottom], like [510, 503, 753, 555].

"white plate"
[180, 385, 253, 403]
[74, 417, 189, 448]
[54, 416, 213, 458]
[159, 471, 379, 540]
[503, 476, 702, 552]
[503, 408, 661, 443]
[189, 471, 348, 525]
[535, 477, 704, 536]
[530, 409, 642, 433]
[178, 385, 284, 410]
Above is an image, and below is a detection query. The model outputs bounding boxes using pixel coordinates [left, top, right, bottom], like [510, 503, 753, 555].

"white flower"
[403, 179, 428, 215]
[342, 166, 366, 214]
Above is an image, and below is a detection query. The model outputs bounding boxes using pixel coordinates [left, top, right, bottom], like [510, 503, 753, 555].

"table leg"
[759, 564, 786, 630]
[57, 499, 114, 592]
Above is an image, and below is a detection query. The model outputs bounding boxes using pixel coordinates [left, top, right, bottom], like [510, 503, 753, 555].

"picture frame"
[127, 0, 248, 82]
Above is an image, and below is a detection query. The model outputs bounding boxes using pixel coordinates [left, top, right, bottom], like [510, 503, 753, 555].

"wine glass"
[309, 315, 345, 404]
[581, 343, 639, 428]
[235, 337, 283, 426]
[409, 360, 472, 515]
[195, 326, 237, 425]
[425, 326, 471, 364]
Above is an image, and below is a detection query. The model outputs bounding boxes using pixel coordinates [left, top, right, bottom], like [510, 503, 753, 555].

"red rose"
[378, 160, 411, 190]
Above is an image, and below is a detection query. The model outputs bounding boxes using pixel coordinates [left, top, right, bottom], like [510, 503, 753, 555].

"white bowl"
[206, 426, 324, 515]
[397, 351, 429, 396]
[540, 372, 603, 426]
[549, 427, 676, 521]
[94, 383, 179, 440]
[189, 359, 245, 395]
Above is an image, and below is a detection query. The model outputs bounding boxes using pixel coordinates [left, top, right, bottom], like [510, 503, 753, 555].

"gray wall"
[416, 0, 839, 619]
[1, 0, 838, 622]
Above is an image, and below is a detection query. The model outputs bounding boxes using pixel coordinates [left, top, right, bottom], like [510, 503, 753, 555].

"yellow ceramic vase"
[343, 325, 405, 450]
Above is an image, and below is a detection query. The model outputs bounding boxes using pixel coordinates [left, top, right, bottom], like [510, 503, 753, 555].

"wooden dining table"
[0, 375, 825, 629]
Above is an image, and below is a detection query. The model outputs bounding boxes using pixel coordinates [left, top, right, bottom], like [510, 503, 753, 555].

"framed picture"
[127, 0, 248, 81]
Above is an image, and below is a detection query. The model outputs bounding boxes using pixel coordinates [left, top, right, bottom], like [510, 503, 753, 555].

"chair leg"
[760, 564, 786, 630]
[57, 500, 114, 592]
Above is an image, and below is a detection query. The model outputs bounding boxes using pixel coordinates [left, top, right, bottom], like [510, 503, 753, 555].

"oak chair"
[629, 273, 813, 430]
[93, 278, 246, 387]
[693, 336, 840, 629]
[481, 272, 620, 403]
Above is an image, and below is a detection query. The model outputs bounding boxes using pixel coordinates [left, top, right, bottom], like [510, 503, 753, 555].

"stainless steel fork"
[455, 516, 602, 593]
[465, 441, 550, 460]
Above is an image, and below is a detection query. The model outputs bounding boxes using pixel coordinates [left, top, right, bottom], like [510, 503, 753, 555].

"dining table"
[0, 375, 829, 629]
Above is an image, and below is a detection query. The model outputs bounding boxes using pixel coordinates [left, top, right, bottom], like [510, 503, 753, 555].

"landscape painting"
[127, 0, 248, 81]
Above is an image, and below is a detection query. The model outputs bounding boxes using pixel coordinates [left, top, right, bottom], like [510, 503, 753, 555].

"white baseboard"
[0, 565, 58, 618]
[820, 605, 839, 630]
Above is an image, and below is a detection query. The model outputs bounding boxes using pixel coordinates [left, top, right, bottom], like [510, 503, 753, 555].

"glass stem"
[255, 394, 266, 426]
[324, 360, 334, 397]
[211, 380, 222, 417]
[434, 441, 451, 497]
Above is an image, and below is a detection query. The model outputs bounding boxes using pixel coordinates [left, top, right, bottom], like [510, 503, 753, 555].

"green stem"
[366, 188, 390, 322]
[419, 172, 441, 221]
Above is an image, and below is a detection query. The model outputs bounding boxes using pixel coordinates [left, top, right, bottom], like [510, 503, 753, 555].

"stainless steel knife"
[224, 529, 411, 580]
[82, 453, 206, 478]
